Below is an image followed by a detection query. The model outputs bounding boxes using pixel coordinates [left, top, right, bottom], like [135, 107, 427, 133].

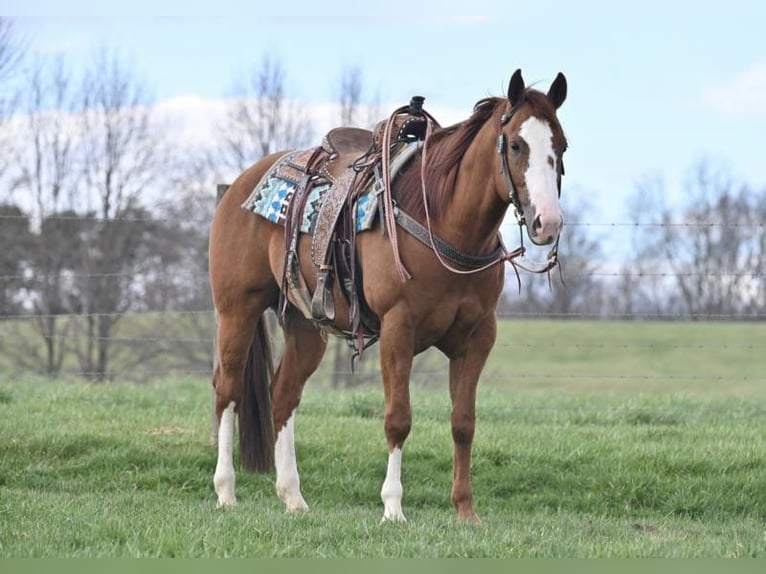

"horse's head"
[497, 69, 568, 246]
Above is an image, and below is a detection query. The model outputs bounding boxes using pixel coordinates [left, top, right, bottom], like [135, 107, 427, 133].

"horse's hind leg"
[270, 310, 327, 512]
[212, 299, 267, 507]
[213, 380, 238, 507]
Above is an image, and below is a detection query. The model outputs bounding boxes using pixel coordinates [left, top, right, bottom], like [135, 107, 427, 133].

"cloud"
[152, 95, 228, 145]
[150, 95, 468, 147]
[3, 92, 469, 163]
[702, 64, 766, 118]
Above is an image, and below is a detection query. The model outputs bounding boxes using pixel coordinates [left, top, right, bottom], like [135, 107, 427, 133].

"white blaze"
[275, 410, 309, 512]
[213, 401, 237, 508]
[380, 447, 406, 523]
[519, 116, 561, 228]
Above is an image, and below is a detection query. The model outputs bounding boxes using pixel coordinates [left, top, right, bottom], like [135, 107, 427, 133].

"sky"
[5, 0, 766, 250]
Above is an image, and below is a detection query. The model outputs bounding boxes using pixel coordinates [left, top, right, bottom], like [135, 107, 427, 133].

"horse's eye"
[509, 140, 521, 154]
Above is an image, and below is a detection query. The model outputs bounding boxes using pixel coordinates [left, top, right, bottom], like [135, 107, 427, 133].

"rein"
[379, 102, 561, 289]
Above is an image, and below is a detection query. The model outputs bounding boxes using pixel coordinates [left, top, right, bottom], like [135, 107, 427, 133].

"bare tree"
[498, 195, 606, 318]
[1, 52, 194, 380]
[337, 64, 382, 130]
[750, 189, 766, 314]
[547, 208, 606, 316]
[606, 173, 680, 317]
[0, 17, 26, 182]
[70, 50, 169, 381]
[79, 51, 164, 219]
[12, 58, 77, 216]
[339, 65, 363, 126]
[0, 18, 23, 82]
[5, 57, 79, 375]
[211, 54, 313, 177]
[156, 158, 215, 306]
[128, 160, 216, 375]
[0, 203, 33, 316]
[624, 161, 765, 319]
[663, 164, 763, 318]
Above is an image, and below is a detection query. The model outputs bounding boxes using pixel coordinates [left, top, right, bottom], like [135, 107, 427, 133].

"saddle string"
[381, 107, 412, 282]
[379, 102, 443, 282]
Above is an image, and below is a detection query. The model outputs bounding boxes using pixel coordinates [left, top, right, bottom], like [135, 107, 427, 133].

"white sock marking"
[275, 410, 309, 512]
[213, 401, 237, 508]
[380, 447, 406, 523]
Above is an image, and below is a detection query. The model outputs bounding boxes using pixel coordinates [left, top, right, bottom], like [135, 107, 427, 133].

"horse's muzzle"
[528, 211, 563, 246]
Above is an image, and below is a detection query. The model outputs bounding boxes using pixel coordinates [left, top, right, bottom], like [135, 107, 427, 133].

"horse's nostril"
[532, 215, 542, 233]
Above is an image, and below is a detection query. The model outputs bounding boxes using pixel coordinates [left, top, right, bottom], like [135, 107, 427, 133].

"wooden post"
[211, 183, 230, 445]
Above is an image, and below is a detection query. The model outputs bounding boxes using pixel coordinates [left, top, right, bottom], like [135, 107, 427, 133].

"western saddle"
[279, 96, 437, 355]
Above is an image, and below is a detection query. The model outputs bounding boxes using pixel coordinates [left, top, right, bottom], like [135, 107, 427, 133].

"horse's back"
[213, 151, 291, 223]
[209, 151, 291, 312]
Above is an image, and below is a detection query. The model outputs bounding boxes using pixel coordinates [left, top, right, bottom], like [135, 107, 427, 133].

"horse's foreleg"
[448, 314, 496, 524]
[271, 313, 327, 513]
[379, 311, 415, 523]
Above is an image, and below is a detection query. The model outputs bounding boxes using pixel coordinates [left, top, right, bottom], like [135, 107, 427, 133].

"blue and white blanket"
[241, 141, 420, 234]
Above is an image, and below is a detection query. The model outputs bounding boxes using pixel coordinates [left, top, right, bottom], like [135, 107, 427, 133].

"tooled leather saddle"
[251, 97, 437, 355]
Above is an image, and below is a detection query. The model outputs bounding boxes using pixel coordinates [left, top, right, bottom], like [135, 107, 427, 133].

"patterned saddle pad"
[241, 150, 379, 234]
[241, 141, 421, 235]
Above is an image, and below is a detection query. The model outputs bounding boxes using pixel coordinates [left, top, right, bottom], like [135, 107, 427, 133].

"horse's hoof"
[216, 496, 238, 509]
[457, 510, 482, 525]
[380, 510, 407, 524]
[284, 496, 310, 513]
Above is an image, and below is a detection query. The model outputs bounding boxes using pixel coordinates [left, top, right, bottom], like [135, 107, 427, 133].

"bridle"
[497, 104, 563, 284]
[498, 105, 526, 227]
[381, 100, 563, 288]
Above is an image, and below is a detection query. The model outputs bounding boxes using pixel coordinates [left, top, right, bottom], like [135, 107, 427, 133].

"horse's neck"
[438, 119, 508, 255]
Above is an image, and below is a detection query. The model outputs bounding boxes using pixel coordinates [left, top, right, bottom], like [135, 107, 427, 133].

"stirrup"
[311, 267, 336, 323]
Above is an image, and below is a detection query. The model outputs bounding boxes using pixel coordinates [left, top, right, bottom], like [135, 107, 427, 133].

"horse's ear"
[507, 69, 525, 108]
[547, 72, 567, 109]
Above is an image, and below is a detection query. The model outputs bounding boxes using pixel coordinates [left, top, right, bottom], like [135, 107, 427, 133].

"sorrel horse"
[208, 69, 568, 523]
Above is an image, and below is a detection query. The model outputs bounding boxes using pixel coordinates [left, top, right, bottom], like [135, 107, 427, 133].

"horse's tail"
[239, 312, 276, 473]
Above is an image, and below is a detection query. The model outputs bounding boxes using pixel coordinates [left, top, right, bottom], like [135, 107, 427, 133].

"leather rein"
[380, 103, 562, 289]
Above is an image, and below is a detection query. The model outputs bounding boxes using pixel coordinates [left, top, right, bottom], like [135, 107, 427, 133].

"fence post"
[211, 183, 230, 445]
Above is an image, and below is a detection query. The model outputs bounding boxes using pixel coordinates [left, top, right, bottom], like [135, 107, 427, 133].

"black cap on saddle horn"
[408, 95, 426, 115]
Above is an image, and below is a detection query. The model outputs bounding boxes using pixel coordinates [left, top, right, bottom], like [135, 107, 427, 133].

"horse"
[208, 69, 568, 523]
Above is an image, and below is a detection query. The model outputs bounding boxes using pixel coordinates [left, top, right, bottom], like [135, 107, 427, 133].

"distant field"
[485, 319, 765, 394]
[0, 320, 765, 557]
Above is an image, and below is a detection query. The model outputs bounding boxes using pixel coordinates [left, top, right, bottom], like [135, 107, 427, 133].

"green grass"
[0, 320, 765, 557]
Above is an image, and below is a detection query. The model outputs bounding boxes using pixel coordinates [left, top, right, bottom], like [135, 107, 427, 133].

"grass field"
[1, 320, 765, 557]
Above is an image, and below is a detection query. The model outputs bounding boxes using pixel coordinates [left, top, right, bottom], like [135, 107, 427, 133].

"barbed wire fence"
[0, 211, 764, 387]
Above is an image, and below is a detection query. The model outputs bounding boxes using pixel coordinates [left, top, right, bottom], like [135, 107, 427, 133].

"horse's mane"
[393, 97, 502, 221]
[394, 90, 558, 221]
